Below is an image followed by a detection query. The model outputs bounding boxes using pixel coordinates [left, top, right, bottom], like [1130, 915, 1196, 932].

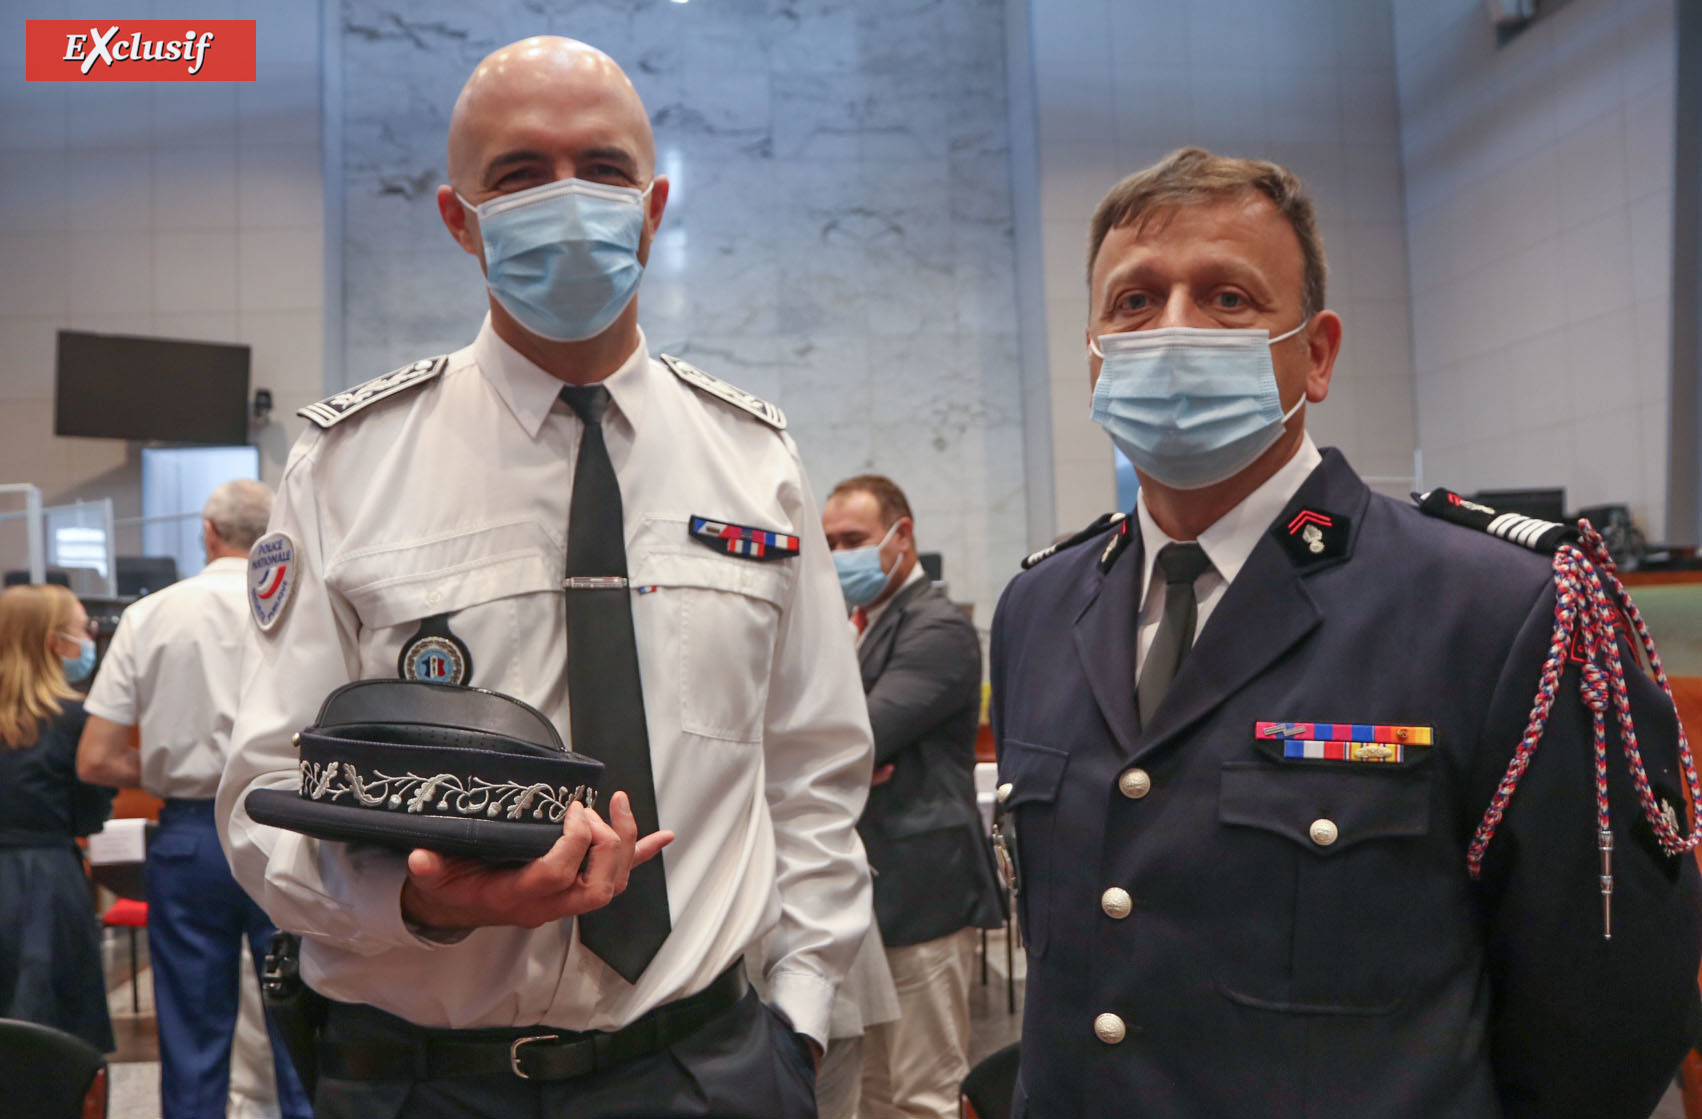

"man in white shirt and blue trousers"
[78, 480, 311, 1119]
[216, 35, 873, 1119]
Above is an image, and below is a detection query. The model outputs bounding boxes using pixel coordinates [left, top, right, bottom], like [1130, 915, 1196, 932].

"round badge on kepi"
[248, 531, 297, 632]
[245, 680, 603, 862]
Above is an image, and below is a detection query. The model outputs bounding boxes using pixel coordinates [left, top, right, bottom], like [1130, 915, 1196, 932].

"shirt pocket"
[1214, 759, 1436, 1015]
[998, 738, 1069, 957]
[327, 518, 561, 693]
[628, 514, 790, 744]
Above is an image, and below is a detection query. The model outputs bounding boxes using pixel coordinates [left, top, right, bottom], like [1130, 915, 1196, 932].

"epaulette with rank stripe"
[298, 356, 448, 429]
[659, 354, 786, 430]
[1021, 512, 1128, 570]
[1414, 488, 1579, 554]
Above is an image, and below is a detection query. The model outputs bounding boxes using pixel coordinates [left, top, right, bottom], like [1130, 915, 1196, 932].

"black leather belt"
[320, 963, 747, 1082]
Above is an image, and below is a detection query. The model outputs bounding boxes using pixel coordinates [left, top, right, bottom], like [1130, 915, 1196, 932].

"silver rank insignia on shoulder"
[1021, 512, 1127, 570]
[297, 356, 449, 429]
[658, 354, 786, 430]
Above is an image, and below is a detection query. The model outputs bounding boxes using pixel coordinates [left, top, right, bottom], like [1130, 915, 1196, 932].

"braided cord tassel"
[1465, 522, 1702, 933]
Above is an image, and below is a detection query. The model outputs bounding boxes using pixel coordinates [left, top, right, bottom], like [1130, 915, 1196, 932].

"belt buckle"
[509, 1034, 559, 1079]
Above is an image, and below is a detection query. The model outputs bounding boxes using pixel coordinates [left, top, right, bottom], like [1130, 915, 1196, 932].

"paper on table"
[87, 817, 147, 864]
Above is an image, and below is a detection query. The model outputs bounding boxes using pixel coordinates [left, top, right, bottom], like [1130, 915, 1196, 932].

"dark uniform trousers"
[312, 988, 818, 1119]
[991, 449, 1702, 1119]
[147, 798, 312, 1119]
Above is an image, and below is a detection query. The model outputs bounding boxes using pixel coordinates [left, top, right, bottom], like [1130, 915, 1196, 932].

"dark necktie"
[559, 384, 669, 982]
[1136, 542, 1214, 722]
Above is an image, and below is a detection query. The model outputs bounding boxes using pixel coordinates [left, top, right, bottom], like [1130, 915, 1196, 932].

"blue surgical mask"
[834, 523, 899, 608]
[461, 178, 651, 343]
[1089, 320, 1309, 490]
[60, 635, 96, 682]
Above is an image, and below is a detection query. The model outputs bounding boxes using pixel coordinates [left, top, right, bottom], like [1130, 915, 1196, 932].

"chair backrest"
[0, 1018, 107, 1118]
[960, 1041, 1020, 1119]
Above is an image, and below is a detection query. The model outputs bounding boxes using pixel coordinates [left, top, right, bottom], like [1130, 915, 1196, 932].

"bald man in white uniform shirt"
[215, 35, 872, 1119]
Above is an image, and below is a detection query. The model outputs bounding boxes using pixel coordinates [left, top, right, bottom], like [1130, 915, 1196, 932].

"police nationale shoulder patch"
[659, 354, 786, 430]
[297, 356, 448, 429]
[248, 532, 297, 632]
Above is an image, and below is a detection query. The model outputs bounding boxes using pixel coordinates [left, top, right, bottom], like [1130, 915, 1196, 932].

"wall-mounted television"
[54, 330, 251, 445]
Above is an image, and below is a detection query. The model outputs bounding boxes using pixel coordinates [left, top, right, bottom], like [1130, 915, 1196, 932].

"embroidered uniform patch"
[398, 614, 472, 686]
[689, 516, 800, 561]
[248, 532, 297, 632]
[1271, 506, 1350, 566]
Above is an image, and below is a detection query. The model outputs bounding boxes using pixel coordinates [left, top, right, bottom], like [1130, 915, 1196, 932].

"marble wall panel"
[340, 0, 1025, 626]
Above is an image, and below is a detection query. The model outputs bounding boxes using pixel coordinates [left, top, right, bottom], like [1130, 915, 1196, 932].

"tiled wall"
[0, 0, 325, 541]
[1394, 0, 1676, 537]
[335, 0, 1027, 626]
[1018, 0, 1419, 531]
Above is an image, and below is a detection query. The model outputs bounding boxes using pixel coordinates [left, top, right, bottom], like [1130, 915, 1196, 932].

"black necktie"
[559, 384, 669, 982]
[1136, 542, 1214, 722]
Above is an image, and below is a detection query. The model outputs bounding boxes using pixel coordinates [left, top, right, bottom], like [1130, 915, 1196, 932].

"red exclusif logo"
[25, 20, 256, 81]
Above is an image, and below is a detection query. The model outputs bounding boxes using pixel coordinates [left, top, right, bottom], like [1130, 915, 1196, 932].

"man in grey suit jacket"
[823, 474, 1006, 1119]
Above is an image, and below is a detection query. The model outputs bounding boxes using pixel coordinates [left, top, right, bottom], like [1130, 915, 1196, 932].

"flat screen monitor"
[55, 330, 250, 445]
[116, 556, 179, 597]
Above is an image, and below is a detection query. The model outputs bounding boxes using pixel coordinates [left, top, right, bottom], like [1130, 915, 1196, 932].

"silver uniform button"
[1101, 887, 1132, 919]
[1093, 1013, 1127, 1044]
[1118, 768, 1152, 799]
[1309, 818, 1339, 846]
[996, 782, 1014, 804]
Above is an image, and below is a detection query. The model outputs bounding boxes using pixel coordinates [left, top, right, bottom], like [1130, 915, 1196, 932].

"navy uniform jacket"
[858, 578, 1005, 947]
[990, 449, 1701, 1119]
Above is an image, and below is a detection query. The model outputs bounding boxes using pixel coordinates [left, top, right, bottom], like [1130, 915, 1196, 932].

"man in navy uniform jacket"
[990, 147, 1701, 1119]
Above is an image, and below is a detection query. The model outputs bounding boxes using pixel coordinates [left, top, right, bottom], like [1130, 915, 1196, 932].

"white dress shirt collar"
[1134, 432, 1322, 613]
[857, 564, 925, 646]
[473, 314, 652, 438]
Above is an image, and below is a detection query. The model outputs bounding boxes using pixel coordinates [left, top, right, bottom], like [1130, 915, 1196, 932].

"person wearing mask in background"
[990, 147, 1701, 1119]
[77, 480, 310, 1119]
[216, 36, 871, 1119]
[0, 584, 114, 1052]
[823, 474, 1005, 1119]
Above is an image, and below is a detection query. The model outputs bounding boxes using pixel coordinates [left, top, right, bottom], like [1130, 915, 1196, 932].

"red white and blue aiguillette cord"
[1464, 521, 1702, 939]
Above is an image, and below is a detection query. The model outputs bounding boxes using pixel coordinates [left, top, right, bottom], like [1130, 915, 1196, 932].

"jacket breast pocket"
[629, 516, 790, 744]
[998, 738, 1068, 957]
[1215, 760, 1435, 1015]
[328, 518, 561, 695]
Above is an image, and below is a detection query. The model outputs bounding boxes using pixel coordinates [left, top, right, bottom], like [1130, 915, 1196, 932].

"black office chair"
[961, 1041, 1020, 1119]
[0, 1017, 108, 1117]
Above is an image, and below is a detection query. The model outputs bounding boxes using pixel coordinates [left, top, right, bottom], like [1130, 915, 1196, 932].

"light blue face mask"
[834, 522, 900, 608]
[1089, 320, 1308, 490]
[461, 178, 651, 343]
[60, 635, 96, 682]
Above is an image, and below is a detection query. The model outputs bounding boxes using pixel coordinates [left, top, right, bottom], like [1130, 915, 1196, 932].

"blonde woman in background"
[0, 584, 115, 1051]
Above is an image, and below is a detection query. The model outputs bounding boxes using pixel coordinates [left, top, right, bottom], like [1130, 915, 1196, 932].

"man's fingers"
[408, 847, 446, 884]
[632, 829, 674, 865]
[514, 802, 596, 896]
[607, 790, 639, 845]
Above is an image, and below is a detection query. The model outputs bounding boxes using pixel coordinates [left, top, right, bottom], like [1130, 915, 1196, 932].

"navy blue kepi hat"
[245, 680, 603, 862]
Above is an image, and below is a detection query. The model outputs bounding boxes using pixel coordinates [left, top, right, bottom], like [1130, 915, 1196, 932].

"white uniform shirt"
[1133, 433, 1322, 674]
[84, 556, 250, 799]
[217, 319, 875, 1045]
